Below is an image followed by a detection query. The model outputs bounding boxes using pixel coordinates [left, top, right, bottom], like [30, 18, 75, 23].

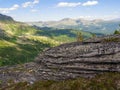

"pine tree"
[76, 32, 83, 42]
[114, 24, 120, 34]
[114, 30, 120, 34]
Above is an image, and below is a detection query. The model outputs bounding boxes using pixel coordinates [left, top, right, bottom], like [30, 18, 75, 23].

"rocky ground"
[0, 35, 120, 88]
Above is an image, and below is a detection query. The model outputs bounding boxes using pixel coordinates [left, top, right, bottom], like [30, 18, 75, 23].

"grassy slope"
[34, 27, 94, 43]
[1, 73, 120, 90]
[0, 21, 60, 66]
[0, 21, 94, 66]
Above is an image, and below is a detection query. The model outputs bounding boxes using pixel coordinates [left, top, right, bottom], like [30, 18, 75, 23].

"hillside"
[28, 18, 120, 35]
[0, 14, 14, 22]
[0, 14, 95, 66]
[33, 26, 95, 43]
[0, 14, 60, 66]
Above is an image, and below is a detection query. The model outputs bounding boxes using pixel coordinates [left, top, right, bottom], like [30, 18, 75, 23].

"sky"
[0, 0, 120, 22]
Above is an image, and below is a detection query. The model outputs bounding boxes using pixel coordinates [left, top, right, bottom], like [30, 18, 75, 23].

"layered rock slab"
[0, 40, 120, 87]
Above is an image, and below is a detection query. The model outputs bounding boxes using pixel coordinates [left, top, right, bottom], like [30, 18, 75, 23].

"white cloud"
[22, 2, 32, 8]
[76, 15, 120, 20]
[33, 0, 39, 4]
[9, 4, 19, 10]
[0, 4, 19, 13]
[82, 1, 98, 6]
[57, 2, 81, 7]
[31, 9, 38, 12]
[22, 0, 40, 8]
[100, 15, 120, 20]
[57, 1, 98, 7]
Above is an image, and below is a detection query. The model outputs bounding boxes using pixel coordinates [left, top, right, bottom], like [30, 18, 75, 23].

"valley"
[0, 0, 120, 89]
[0, 14, 98, 66]
[0, 14, 120, 89]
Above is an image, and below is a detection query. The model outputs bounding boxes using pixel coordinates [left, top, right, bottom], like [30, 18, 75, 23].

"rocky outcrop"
[0, 35, 120, 87]
[36, 41, 120, 76]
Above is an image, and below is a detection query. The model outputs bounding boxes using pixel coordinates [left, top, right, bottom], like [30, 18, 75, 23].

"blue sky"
[0, 0, 120, 22]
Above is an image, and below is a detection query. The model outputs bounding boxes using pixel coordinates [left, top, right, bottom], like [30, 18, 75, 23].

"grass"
[0, 40, 15, 47]
[102, 37, 120, 42]
[0, 38, 58, 66]
[0, 21, 63, 66]
[1, 73, 120, 90]
[27, 35, 61, 46]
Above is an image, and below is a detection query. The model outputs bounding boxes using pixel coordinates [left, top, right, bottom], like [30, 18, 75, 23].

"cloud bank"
[0, 0, 40, 13]
[82, 1, 98, 6]
[0, 4, 19, 13]
[57, 0, 98, 7]
[57, 2, 81, 7]
[22, 0, 40, 8]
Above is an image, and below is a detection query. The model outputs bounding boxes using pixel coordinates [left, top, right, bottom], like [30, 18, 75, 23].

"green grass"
[35, 27, 94, 43]
[0, 22, 60, 66]
[51, 35, 75, 43]
[0, 40, 15, 47]
[102, 37, 120, 42]
[0, 40, 51, 66]
[1, 73, 120, 90]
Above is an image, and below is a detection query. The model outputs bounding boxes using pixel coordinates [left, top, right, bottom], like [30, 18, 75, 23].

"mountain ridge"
[0, 14, 14, 22]
[27, 18, 120, 35]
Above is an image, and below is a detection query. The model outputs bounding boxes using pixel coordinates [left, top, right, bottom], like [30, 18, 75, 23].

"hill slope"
[0, 14, 96, 66]
[0, 14, 60, 66]
[0, 14, 14, 22]
[33, 26, 96, 43]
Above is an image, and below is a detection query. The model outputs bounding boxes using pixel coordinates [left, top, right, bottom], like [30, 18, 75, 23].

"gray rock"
[1, 35, 120, 87]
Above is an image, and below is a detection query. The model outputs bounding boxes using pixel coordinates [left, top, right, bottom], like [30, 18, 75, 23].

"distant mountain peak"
[60, 18, 73, 21]
[0, 14, 14, 22]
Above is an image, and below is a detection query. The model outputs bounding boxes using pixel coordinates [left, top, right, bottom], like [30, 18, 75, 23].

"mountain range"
[28, 18, 120, 35]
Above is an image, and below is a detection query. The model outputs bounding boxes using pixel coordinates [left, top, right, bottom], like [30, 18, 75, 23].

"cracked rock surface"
[0, 35, 120, 87]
